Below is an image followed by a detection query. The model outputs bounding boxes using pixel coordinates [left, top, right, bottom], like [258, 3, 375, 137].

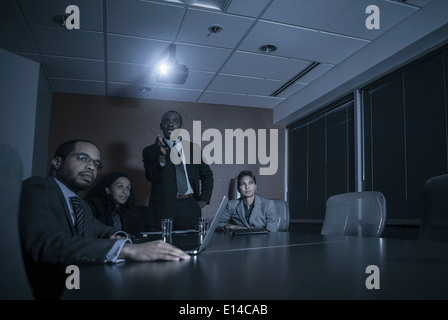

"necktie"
[69, 196, 84, 237]
[172, 141, 188, 195]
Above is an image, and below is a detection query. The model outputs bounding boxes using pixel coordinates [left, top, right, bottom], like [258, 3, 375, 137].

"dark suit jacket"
[142, 140, 213, 228]
[19, 176, 121, 265]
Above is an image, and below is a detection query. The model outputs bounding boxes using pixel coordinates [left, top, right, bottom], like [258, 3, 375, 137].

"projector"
[157, 63, 189, 85]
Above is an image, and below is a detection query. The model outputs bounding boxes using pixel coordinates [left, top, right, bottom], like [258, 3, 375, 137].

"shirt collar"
[53, 177, 77, 198]
[164, 137, 182, 149]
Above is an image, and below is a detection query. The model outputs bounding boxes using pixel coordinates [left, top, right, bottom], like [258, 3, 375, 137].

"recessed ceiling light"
[259, 44, 278, 53]
[208, 24, 223, 34]
[52, 14, 69, 26]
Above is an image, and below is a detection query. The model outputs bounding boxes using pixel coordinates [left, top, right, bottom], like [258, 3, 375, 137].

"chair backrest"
[419, 174, 448, 242]
[228, 176, 241, 200]
[272, 200, 290, 232]
[321, 191, 386, 237]
[0, 142, 34, 299]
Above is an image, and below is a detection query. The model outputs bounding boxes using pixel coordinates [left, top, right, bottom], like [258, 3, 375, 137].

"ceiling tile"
[32, 25, 104, 59]
[154, 86, 203, 102]
[107, 82, 156, 100]
[200, 90, 284, 108]
[176, 8, 255, 49]
[107, 0, 185, 41]
[174, 43, 231, 72]
[221, 51, 311, 81]
[262, 0, 355, 30]
[159, 69, 215, 90]
[53, 78, 106, 95]
[208, 73, 284, 96]
[275, 81, 307, 98]
[292, 31, 370, 64]
[0, 0, 23, 22]
[108, 61, 154, 85]
[298, 63, 334, 83]
[0, 20, 38, 54]
[402, 0, 433, 7]
[322, 0, 419, 40]
[238, 20, 318, 59]
[18, 0, 103, 31]
[107, 34, 169, 65]
[44, 55, 105, 81]
[226, 0, 271, 18]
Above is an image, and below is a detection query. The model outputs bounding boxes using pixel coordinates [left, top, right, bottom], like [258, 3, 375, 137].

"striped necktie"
[69, 196, 84, 237]
[172, 141, 188, 195]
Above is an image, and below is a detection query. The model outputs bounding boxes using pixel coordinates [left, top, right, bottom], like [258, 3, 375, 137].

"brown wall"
[48, 93, 285, 218]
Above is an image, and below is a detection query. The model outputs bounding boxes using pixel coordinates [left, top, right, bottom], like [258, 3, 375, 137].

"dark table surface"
[61, 231, 448, 300]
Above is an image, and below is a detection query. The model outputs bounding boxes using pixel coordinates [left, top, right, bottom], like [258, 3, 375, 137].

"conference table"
[61, 231, 448, 300]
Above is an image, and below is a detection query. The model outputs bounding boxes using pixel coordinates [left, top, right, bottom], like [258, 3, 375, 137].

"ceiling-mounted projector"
[155, 43, 189, 85]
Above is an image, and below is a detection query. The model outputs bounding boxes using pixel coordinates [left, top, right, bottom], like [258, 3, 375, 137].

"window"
[288, 97, 355, 222]
[363, 46, 448, 223]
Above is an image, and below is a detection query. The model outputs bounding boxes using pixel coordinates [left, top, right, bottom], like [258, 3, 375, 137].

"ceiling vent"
[271, 62, 320, 97]
[154, 0, 230, 11]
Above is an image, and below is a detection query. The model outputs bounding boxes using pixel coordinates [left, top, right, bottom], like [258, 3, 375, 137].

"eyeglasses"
[162, 119, 180, 126]
[70, 152, 103, 170]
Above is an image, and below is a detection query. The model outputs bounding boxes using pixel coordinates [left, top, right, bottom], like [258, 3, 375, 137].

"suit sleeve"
[19, 178, 119, 265]
[265, 199, 279, 232]
[142, 144, 165, 183]
[198, 155, 214, 203]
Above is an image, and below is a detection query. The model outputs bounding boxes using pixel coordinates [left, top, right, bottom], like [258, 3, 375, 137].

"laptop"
[133, 195, 229, 255]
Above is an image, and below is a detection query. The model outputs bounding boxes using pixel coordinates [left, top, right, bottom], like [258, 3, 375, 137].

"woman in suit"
[219, 170, 278, 232]
[85, 172, 136, 231]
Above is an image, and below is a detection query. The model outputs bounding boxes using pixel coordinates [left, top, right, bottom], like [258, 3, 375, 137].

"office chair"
[321, 191, 386, 237]
[272, 199, 290, 232]
[419, 174, 448, 242]
[228, 176, 241, 200]
[0, 142, 34, 299]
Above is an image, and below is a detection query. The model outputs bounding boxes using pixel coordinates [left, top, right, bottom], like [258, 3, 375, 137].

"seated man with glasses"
[19, 139, 189, 299]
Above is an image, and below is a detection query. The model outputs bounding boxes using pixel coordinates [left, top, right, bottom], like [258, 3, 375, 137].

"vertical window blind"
[363, 47, 448, 222]
[288, 97, 355, 221]
[288, 44, 448, 234]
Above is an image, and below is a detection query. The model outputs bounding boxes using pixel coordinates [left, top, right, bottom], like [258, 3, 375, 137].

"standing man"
[20, 139, 189, 299]
[142, 110, 214, 230]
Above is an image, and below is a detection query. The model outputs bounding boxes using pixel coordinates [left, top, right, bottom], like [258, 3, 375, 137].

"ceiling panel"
[0, 20, 38, 53]
[208, 73, 284, 96]
[106, 0, 185, 40]
[322, 0, 419, 40]
[44, 56, 105, 81]
[106, 34, 170, 65]
[173, 43, 231, 72]
[262, 0, 356, 30]
[0, 0, 23, 22]
[220, 51, 311, 81]
[18, 0, 104, 32]
[107, 82, 156, 100]
[32, 25, 104, 59]
[176, 8, 255, 49]
[292, 31, 370, 64]
[199, 90, 285, 108]
[53, 78, 106, 96]
[154, 86, 203, 102]
[238, 21, 319, 59]
[226, 0, 271, 18]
